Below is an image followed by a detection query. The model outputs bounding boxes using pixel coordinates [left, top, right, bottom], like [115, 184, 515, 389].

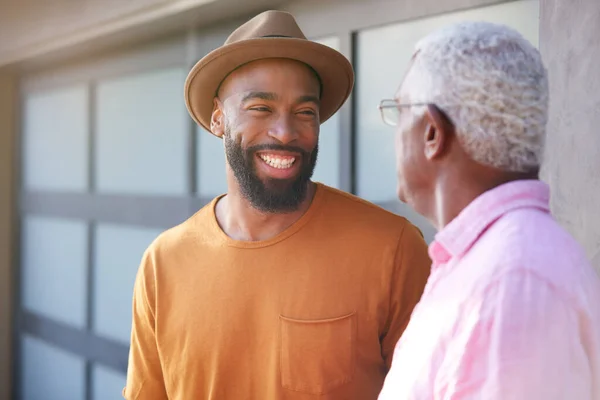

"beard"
[224, 128, 318, 213]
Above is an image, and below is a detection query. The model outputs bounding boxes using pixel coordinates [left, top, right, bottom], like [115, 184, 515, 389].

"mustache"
[247, 143, 311, 157]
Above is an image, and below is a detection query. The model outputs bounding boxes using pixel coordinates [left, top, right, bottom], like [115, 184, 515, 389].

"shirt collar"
[428, 179, 551, 265]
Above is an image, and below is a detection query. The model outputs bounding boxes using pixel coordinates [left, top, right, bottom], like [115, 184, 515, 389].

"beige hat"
[184, 10, 354, 137]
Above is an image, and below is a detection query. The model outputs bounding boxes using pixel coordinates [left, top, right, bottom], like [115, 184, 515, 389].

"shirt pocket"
[279, 312, 356, 395]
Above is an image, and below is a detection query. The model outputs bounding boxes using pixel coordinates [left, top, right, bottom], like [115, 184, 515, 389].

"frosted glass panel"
[197, 127, 227, 197]
[93, 223, 162, 343]
[22, 85, 88, 191]
[312, 36, 341, 189]
[92, 364, 127, 400]
[21, 216, 87, 328]
[96, 68, 188, 195]
[21, 335, 85, 400]
[356, 0, 539, 202]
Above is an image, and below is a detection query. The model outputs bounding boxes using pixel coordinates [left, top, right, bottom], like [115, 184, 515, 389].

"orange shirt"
[123, 184, 431, 400]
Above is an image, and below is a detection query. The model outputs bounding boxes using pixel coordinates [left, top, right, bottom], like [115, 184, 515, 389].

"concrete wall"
[0, 0, 167, 54]
[0, 68, 16, 400]
[0, 0, 285, 68]
[284, 0, 512, 38]
[540, 0, 600, 273]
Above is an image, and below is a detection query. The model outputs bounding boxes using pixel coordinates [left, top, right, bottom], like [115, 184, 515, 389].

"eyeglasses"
[378, 99, 430, 127]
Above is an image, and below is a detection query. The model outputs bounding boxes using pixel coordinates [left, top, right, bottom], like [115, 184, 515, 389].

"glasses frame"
[378, 99, 431, 127]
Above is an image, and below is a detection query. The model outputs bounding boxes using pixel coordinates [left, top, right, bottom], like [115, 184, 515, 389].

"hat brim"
[184, 37, 354, 136]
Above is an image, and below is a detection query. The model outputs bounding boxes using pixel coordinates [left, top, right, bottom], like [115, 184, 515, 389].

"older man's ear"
[423, 104, 453, 160]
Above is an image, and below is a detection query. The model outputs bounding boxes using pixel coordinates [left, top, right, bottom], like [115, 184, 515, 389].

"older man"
[123, 10, 431, 400]
[377, 21, 600, 399]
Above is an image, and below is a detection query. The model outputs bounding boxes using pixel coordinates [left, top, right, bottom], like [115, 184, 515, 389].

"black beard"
[224, 130, 318, 213]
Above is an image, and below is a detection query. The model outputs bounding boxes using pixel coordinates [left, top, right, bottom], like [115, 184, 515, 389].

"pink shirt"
[378, 180, 600, 400]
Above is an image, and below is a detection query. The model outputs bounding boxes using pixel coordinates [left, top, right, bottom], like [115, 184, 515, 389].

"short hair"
[404, 21, 549, 172]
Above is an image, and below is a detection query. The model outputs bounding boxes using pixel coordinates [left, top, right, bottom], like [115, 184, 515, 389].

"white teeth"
[260, 154, 296, 169]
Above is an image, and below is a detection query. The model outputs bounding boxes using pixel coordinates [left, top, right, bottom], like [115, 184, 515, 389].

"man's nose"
[267, 114, 298, 144]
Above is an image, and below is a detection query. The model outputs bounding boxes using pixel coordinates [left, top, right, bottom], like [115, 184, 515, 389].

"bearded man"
[123, 10, 431, 400]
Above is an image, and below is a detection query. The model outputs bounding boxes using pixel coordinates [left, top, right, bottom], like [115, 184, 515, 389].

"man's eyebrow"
[241, 91, 277, 103]
[297, 95, 320, 106]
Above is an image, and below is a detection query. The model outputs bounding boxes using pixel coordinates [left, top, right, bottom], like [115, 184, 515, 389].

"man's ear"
[423, 104, 453, 160]
[210, 97, 225, 138]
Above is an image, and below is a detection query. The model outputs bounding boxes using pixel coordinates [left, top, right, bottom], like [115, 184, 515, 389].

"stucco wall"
[0, 0, 169, 55]
[0, 0, 284, 68]
[0, 69, 16, 400]
[540, 0, 600, 273]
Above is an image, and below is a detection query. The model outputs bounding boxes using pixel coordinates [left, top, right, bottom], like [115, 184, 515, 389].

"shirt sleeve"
[436, 270, 589, 400]
[381, 222, 432, 370]
[122, 248, 169, 400]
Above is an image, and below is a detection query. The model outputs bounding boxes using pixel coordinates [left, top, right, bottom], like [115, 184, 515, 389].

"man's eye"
[249, 106, 270, 112]
[299, 110, 316, 116]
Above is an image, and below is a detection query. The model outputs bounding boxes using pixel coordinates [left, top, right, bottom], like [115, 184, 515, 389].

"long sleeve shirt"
[378, 180, 600, 400]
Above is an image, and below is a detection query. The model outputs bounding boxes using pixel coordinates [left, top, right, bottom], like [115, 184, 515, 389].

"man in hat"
[123, 10, 431, 400]
[377, 21, 600, 399]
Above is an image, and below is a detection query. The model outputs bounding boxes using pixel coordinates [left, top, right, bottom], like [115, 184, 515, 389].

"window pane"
[21, 216, 88, 328]
[21, 335, 85, 400]
[356, 0, 540, 202]
[312, 36, 342, 189]
[22, 85, 89, 191]
[95, 68, 188, 195]
[92, 364, 127, 400]
[197, 126, 227, 197]
[93, 223, 162, 343]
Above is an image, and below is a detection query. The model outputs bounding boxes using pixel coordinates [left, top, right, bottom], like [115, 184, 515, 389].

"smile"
[258, 154, 296, 169]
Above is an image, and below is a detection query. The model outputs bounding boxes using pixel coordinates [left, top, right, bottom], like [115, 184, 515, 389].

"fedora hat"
[184, 10, 354, 137]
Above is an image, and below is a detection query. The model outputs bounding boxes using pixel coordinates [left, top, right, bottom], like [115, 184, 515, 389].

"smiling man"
[122, 10, 431, 400]
[215, 60, 321, 218]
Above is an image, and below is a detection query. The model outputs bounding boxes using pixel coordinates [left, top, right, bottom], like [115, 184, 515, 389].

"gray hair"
[403, 21, 549, 172]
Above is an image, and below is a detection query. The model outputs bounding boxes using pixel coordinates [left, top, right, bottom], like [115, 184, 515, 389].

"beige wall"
[540, 0, 600, 274]
[0, 0, 167, 53]
[283, 0, 509, 37]
[0, 0, 285, 68]
[0, 68, 16, 400]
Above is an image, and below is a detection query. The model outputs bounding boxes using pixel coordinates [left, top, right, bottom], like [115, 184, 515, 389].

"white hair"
[403, 21, 549, 172]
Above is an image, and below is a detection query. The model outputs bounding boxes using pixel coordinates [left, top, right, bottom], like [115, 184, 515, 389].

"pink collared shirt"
[378, 180, 600, 400]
